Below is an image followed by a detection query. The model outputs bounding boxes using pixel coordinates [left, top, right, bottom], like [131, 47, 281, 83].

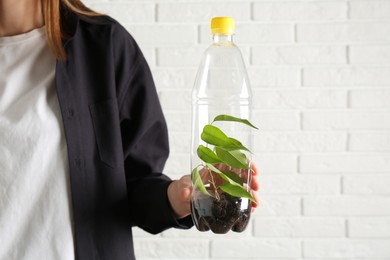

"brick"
[159, 90, 191, 111]
[254, 217, 345, 237]
[253, 90, 347, 109]
[162, 222, 252, 238]
[350, 45, 390, 64]
[156, 47, 204, 67]
[349, 132, 390, 151]
[303, 259, 380, 260]
[304, 196, 390, 216]
[348, 217, 390, 237]
[252, 111, 299, 131]
[200, 23, 293, 44]
[300, 154, 390, 173]
[164, 154, 190, 176]
[302, 111, 390, 130]
[297, 22, 390, 43]
[258, 175, 340, 195]
[158, 2, 250, 22]
[252, 45, 346, 65]
[253, 154, 297, 174]
[211, 239, 300, 258]
[343, 175, 390, 194]
[88, 3, 154, 24]
[303, 67, 390, 87]
[350, 1, 390, 19]
[138, 259, 299, 260]
[349, 89, 390, 108]
[141, 48, 155, 69]
[164, 111, 192, 132]
[132, 227, 158, 238]
[152, 68, 196, 90]
[253, 1, 347, 21]
[248, 68, 301, 88]
[134, 239, 208, 258]
[126, 25, 196, 45]
[168, 132, 191, 154]
[303, 239, 390, 258]
[193, 259, 298, 260]
[254, 132, 346, 152]
[254, 196, 301, 216]
[134, 258, 199, 260]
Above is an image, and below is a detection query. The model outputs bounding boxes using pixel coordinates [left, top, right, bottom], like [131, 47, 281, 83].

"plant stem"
[207, 167, 220, 201]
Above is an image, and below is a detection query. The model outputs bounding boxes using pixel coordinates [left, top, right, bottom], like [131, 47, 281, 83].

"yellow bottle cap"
[211, 17, 235, 35]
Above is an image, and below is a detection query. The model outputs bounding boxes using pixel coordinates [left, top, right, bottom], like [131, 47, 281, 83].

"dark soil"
[191, 193, 252, 234]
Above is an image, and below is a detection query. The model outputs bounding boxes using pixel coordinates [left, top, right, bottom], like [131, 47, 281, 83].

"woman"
[0, 0, 259, 259]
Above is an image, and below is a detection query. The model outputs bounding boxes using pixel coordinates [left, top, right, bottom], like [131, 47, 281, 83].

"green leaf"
[197, 145, 221, 164]
[205, 163, 223, 174]
[218, 172, 243, 188]
[201, 124, 230, 146]
[201, 125, 250, 152]
[222, 171, 244, 186]
[191, 167, 210, 196]
[220, 183, 255, 202]
[215, 147, 249, 169]
[226, 137, 251, 152]
[205, 164, 244, 187]
[213, 114, 258, 130]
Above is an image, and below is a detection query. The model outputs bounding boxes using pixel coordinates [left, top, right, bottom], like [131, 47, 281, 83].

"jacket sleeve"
[115, 29, 193, 234]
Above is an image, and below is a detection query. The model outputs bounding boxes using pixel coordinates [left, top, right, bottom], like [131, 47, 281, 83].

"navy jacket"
[55, 11, 192, 260]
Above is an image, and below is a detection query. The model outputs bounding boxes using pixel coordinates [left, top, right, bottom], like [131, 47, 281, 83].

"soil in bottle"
[191, 192, 252, 234]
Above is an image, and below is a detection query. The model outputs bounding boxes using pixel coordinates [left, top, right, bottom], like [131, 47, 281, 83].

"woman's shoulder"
[76, 14, 135, 43]
[78, 13, 117, 26]
[78, 14, 123, 33]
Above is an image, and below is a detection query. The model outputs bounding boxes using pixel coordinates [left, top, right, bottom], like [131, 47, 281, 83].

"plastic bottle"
[190, 17, 254, 234]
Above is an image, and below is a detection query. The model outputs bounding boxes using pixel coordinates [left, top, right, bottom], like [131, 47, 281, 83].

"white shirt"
[0, 27, 75, 260]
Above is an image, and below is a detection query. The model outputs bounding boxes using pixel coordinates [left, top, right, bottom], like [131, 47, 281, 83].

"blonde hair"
[42, 0, 101, 59]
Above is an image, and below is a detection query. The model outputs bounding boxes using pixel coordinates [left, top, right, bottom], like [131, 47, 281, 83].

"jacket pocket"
[89, 98, 122, 168]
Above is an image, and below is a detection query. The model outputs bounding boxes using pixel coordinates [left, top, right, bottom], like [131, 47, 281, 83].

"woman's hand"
[167, 175, 192, 219]
[250, 163, 260, 211]
[167, 163, 260, 219]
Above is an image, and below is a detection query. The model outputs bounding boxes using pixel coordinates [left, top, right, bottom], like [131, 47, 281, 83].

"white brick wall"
[85, 0, 390, 259]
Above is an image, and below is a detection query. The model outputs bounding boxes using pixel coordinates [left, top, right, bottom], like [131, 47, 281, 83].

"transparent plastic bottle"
[190, 17, 253, 234]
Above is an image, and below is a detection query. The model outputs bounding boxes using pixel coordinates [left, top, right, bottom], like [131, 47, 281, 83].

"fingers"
[250, 161, 260, 190]
[251, 190, 259, 208]
[250, 174, 260, 191]
[250, 162, 260, 211]
[251, 163, 258, 176]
